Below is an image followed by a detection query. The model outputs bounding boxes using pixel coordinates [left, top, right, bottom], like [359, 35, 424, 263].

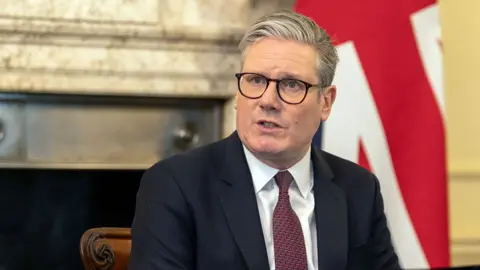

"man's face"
[236, 38, 336, 167]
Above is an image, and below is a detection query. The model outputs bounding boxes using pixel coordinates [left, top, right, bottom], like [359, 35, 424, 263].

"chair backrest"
[80, 227, 131, 270]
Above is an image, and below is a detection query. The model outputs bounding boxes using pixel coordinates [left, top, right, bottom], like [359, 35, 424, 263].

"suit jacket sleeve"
[128, 165, 194, 270]
[370, 174, 402, 270]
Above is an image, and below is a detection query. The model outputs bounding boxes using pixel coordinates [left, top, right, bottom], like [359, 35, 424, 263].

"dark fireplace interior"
[0, 168, 143, 270]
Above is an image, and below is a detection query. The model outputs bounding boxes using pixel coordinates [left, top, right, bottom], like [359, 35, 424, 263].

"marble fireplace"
[0, 0, 295, 269]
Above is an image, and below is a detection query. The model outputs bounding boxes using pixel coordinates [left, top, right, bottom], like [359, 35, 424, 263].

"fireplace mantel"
[0, 1, 251, 97]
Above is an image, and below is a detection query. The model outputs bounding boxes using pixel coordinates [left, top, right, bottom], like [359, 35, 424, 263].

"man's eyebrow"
[240, 70, 268, 76]
[242, 71, 310, 81]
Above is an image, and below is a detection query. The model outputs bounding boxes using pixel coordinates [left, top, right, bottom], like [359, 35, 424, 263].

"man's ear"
[320, 85, 337, 121]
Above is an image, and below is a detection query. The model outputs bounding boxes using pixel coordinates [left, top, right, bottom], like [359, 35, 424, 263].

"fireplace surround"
[0, 1, 298, 269]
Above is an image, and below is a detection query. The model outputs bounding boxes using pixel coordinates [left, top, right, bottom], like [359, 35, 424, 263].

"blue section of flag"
[312, 122, 323, 149]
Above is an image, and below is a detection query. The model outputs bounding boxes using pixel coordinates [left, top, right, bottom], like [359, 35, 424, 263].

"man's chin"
[249, 142, 285, 156]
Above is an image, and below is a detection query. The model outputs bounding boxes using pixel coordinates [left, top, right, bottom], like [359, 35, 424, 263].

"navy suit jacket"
[128, 131, 401, 270]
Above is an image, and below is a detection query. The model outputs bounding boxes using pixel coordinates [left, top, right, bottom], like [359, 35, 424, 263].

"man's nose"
[259, 82, 281, 110]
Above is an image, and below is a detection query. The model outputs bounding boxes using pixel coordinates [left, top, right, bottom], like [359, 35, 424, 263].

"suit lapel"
[217, 132, 269, 270]
[311, 148, 348, 270]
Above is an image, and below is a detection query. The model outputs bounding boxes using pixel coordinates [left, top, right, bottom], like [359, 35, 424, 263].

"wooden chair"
[80, 227, 131, 270]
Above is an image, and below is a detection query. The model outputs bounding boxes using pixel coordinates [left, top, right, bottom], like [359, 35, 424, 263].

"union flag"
[296, 0, 450, 268]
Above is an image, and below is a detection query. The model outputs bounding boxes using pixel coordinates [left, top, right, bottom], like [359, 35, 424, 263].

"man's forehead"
[242, 49, 317, 81]
[244, 39, 316, 63]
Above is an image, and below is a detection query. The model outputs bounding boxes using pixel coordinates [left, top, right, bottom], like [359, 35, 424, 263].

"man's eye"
[248, 76, 266, 84]
[282, 80, 300, 88]
[286, 80, 298, 88]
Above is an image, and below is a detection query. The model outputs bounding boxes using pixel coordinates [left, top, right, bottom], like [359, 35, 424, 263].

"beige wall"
[440, 0, 480, 266]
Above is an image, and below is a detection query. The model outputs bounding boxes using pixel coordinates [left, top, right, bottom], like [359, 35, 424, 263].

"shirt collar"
[242, 145, 313, 199]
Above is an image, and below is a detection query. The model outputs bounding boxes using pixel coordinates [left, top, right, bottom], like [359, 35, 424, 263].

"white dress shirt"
[242, 145, 318, 270]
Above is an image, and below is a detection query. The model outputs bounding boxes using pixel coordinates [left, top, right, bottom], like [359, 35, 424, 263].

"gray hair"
[238, 10, 339, 87]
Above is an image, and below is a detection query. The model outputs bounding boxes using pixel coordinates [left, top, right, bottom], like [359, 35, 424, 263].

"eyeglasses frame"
[234, 72, 324, 105]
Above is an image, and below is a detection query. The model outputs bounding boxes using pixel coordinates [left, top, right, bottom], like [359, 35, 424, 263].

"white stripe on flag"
[411, 3, 445, 116]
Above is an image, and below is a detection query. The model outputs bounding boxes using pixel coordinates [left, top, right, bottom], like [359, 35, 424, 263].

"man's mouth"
[257, 120, 281, 128]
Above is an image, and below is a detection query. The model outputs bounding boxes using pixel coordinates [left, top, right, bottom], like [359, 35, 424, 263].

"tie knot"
[275, 171, 293, 193]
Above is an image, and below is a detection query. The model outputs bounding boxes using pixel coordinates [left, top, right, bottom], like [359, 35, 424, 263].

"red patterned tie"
[272, 171, 308, 270]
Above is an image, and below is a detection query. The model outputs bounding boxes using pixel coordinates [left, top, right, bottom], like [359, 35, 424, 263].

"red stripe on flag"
[295, 0, 449, 267]
[358, 140, 372, 172]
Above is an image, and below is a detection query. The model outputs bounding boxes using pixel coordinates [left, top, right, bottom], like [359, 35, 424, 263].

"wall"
[440, 0, 480, 266]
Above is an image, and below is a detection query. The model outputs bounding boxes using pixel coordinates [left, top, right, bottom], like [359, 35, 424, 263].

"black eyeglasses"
[235, 72, 322, 105]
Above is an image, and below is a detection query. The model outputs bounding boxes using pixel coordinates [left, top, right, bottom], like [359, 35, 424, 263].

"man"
[128, 10, 400, 270]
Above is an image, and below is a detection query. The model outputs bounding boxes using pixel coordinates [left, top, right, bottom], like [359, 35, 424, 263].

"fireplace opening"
[0, 168, 144, 270]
